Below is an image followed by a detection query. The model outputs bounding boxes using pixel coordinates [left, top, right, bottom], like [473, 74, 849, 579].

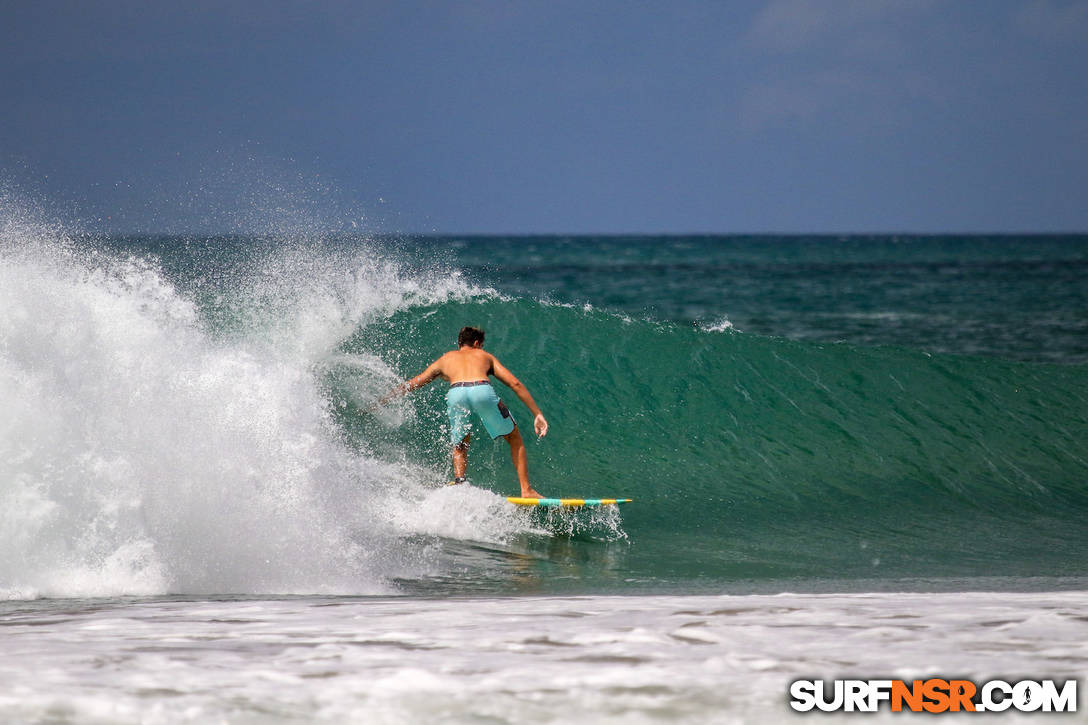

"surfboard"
[507, 497, 633, 507]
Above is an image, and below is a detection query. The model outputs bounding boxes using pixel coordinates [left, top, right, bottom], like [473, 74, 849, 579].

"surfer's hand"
[534, 413, 548, 438]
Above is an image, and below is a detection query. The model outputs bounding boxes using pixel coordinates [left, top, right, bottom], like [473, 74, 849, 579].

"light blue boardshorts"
[446, 381, 516, 443]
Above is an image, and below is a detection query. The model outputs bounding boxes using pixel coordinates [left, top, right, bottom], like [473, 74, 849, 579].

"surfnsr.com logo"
[789, 679, 1077, 713]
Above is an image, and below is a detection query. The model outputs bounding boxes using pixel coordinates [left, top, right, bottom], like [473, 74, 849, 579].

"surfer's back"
[438, 347, 494, 384]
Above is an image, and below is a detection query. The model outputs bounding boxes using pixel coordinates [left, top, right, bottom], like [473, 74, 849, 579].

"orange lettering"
[949, 680, 977, 712]
[892, 680, 923, 712]
[922, 679, 951, 713]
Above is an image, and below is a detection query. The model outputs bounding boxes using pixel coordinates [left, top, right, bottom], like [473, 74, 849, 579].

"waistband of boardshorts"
[450, 380, 490, 388]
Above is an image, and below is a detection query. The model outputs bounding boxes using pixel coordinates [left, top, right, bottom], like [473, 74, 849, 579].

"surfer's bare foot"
[521, 488, 543, 498]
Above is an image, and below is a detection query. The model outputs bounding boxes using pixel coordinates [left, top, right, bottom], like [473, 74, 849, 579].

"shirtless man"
[380, 326, 548, 498]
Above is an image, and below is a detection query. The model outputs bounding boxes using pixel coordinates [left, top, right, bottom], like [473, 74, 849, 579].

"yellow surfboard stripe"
[506, 497, 633, 507]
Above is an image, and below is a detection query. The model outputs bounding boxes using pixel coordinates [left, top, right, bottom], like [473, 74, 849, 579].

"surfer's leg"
[503, 427, 541, 498]
[452, 433, 471, 481]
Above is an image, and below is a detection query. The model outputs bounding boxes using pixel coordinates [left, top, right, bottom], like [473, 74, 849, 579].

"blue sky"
[2, 0, 1086, 233]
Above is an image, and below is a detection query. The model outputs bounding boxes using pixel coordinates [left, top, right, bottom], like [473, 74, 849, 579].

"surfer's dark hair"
[458, 326, 485, 347]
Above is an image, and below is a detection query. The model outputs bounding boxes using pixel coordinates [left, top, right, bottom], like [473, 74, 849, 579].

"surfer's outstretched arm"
[378, 358, 443, 405]
[490, 356, 548, 437]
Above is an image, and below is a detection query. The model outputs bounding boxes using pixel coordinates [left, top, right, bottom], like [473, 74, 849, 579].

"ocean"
[2, 212, 1087, 722]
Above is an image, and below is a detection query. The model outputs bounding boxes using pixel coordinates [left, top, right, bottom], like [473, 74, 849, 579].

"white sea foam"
[702, 316, 736, 332]
[0, 204, 532, 599]
[385, 484, 541, 543]
[1, 591, 1084, 723]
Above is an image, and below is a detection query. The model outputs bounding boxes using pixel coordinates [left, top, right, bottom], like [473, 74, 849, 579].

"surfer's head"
[458, 326, 485, 348]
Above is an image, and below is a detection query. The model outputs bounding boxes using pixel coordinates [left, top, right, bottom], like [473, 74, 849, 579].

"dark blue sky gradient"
[2, 0, 1086, 233]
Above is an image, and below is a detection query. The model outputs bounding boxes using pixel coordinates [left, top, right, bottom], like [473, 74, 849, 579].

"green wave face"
[8, 224, 1087, 596]
[342, 297, 1088, 585]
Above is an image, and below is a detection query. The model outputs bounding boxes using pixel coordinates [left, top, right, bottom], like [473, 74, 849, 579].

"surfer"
[379, 326, 548, 498]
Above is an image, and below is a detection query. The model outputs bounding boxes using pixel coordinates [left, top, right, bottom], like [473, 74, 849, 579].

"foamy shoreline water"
[2, 591, 1085, 723]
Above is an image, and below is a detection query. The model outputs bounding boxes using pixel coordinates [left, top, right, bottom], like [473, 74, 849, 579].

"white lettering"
[982, 680, 1012, 712]
[1013, 680, 1043, 712]
[868, 679, 893, 711]
[789, 680, 816, 712]
[1041, 680, 1077, 712]
[791, 678, 1076, 713]
[845, 680, 869, 712]
[816, 680, 844, 712]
